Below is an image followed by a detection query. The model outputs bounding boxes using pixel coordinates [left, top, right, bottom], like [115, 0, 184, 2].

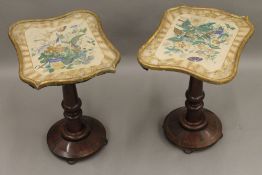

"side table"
[138, 6, 254, 153]
[9, 10, 120, 163]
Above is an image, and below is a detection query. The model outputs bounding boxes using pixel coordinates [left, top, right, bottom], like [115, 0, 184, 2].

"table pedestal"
[47, 84, 107, 164]
[163, 76, 223, 153]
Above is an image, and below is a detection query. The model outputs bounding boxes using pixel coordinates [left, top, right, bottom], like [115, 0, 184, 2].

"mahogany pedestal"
[47, 84, 107, 164]
[163, 76, 223, 153]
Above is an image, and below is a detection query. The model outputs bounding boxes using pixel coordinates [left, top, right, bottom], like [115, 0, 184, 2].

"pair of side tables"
[9, 6, 254, 164]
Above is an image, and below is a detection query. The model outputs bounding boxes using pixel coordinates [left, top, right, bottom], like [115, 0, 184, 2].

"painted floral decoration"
[30, 25, 96, 73]
[164, 18, 236, 62]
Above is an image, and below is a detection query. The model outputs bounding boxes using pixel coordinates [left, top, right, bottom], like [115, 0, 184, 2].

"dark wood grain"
[163, 76, 223, 153]
[47, 84, 107, 164]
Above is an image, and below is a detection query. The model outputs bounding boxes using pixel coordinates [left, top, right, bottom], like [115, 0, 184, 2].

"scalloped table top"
[138, 6, 254, 84]
[9, 10, 120, 89]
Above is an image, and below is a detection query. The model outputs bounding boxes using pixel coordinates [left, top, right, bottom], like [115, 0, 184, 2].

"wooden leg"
[47, 84, 107, 163]
[163, 76, 223, 152]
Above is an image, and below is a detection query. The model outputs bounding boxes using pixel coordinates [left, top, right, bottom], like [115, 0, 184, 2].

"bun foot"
[67, 160, 77, 165]
[183, 149, 194, 154]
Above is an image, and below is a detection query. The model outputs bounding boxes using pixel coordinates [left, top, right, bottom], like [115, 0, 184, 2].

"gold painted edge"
[137, 5, 255, 84]
[9, 9, 121, 89]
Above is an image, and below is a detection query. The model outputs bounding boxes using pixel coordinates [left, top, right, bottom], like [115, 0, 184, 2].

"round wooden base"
[163, 107, 223, 153]
[47, 116, 107, 163]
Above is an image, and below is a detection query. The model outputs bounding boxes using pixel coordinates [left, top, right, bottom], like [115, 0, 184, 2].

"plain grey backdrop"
[0, 0, 262, 175]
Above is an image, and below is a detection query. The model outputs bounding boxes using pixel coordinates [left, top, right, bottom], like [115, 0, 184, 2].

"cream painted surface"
[25, 19, 104, 75]
[155, 14, 239, 72]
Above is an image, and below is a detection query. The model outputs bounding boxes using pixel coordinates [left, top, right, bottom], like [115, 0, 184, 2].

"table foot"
[183, 149, 194, 154]
[47, 116, 107, 163]
[67, 160, 77, 165]
[163, 107, 223, 152]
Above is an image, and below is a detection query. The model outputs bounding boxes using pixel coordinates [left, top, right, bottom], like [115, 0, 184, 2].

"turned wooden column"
[163, 76, 223, 153]
[47, 84, 107, 164]
[180, 76, 207, 131]
[61, 84, 90, 141]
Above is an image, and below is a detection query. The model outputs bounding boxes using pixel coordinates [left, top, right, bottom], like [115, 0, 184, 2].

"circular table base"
[163, 107, 223, 153]
[47, 116, 107, 163]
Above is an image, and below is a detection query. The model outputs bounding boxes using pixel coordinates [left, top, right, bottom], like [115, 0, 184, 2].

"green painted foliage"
[35, 26, 96, 73]
[164, 18, 235, 61]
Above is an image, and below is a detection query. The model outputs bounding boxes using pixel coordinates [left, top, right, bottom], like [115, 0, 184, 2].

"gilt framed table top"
[9, 10, 120, 89]
[138, 6, 254, 84]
